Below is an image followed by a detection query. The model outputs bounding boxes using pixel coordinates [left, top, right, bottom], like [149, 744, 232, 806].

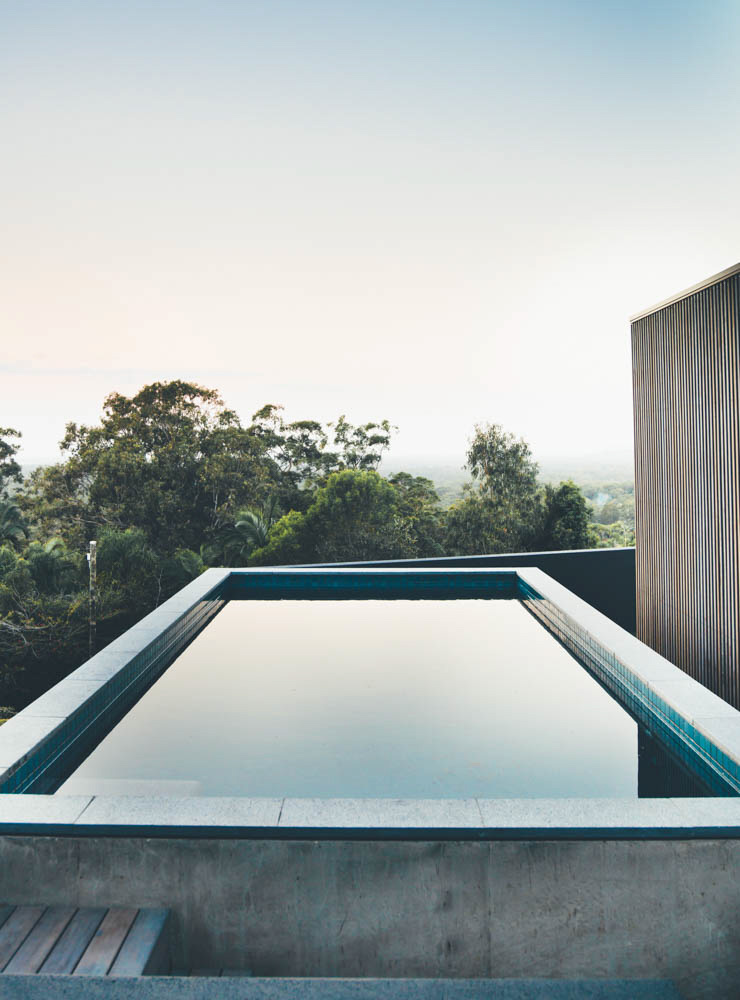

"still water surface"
[60, 600, 641, 798]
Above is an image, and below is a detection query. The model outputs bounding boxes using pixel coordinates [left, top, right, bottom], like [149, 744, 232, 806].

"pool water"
[57, 599, 704, 798]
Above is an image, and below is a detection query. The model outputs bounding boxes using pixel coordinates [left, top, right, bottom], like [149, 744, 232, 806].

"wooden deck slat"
[38, 908, 107, 974]
[0, 908, 15, 933]
[3, 907, 76, 974]
[73, 908, 138, 976]
[0, 906, 45, 971]
[108, 908, 169, 976]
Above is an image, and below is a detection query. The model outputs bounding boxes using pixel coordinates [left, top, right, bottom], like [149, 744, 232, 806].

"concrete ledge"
[0, 977, 685, 999]
[2, 795, 740, 839]
[0, 837, 734, 997]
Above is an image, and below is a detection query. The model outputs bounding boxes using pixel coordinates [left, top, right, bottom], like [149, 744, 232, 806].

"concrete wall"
[309, 548, 637, 635]
[1, 834, 738, 999]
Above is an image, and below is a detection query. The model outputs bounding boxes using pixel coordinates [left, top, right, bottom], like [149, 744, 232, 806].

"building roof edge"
[630, 262, 740, 323]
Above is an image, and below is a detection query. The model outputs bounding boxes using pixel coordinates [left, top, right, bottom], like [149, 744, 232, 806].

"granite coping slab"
[17, 679, 107, 719]
[0, 716, 66, 770]
[1, 795, 739, 838]
[278, 797, 483, 829]
[71, 650, 148, 682]
[0, 793, 92, 824]
[646, 677, 739, 725]
[73, 795, 283, 828]
[693, 716, 740, 762]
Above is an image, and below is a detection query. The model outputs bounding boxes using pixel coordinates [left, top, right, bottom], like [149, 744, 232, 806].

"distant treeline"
[0, 382, 632, 712]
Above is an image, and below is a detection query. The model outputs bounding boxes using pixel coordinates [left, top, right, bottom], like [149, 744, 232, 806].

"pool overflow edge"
[0, 566, 739, 838]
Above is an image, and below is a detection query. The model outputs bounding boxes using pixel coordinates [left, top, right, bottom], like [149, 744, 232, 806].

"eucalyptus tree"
[21, 382, 271, 553]
[444, 424, 543, 555]
[0, 428, 22, 498]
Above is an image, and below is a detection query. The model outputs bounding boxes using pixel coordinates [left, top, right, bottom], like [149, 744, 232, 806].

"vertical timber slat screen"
[631, 264, 740, 709]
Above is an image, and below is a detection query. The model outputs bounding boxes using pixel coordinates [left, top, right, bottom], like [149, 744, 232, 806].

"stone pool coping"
[0, 793, 739, 839]
[0, 565, 739, 837]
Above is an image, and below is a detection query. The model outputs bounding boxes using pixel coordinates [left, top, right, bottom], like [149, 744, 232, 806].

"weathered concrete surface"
[0, 977, 684, 999]
[0, 837, 736, 998]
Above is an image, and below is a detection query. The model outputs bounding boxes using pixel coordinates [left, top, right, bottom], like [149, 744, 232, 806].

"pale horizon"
[3, 1, 739, 467]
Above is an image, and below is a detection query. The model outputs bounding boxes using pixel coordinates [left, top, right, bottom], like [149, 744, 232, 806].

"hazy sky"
[3, 0, 739, 466]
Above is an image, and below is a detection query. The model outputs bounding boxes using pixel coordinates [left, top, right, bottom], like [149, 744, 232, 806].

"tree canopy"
[1, 381, 606, 712]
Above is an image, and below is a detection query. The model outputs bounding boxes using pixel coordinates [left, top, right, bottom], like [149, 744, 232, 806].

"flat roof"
[630, 262, 740, 323]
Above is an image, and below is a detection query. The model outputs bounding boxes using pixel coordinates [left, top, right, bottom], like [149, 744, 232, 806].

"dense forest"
[1, 380, 625, 714]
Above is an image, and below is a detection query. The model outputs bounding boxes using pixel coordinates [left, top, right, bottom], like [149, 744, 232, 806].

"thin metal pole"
[88, 540, 97, 658]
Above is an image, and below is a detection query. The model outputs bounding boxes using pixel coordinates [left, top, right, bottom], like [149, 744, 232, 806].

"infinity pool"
[57, 598, 710, 799]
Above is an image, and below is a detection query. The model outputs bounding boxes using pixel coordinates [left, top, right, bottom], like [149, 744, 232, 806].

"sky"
[2, 0, 739, 467]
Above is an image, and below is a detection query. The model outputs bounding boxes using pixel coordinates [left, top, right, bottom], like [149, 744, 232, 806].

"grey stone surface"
[670, 797, 740, 828]
[17, 679, 106, 718]
[694, 716, 740, 761]
[0, 836, 734, 998]
[75, 796, 283, 828]
[278, 798, 482, 829]
[0, 978, 685, 999]
[103, 627, 170, 652]
[476, 798, 686, 830]
[0, 793, 92, 824]
[649, 677, 739, 724]
[58, 778, 204, 797]
[70, 648, 138, 682]
[0, 715, 63, 768]
[0, 794, 736, 835]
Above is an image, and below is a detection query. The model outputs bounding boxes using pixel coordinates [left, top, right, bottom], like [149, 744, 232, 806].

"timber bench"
[0, 905, 169, 976]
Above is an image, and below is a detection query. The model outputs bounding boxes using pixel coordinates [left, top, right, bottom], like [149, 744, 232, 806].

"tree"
[444, 424, 543, 555]
[539, 481, 597, 551]
[247, 405, 396, 512]
[591, 521, 635, 548]
[217, 501, 279, 564]
[0, 428, 22, 498]
[0, 500, 28, 550]
[466, 423, 540, 510]
[21, 382, 269, 553]
[24, 539, 84, 595]
[250, 469, 403, 566]
[329, 415, 395, 471]
[96, 526, 160, 611]
[247, 405, 328, 513]
[0, 542, 88, 706]
[388, 472, 445, 557]
[160, 548, 206, 594]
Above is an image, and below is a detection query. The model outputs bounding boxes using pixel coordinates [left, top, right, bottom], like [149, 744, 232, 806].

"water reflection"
[58, 600, 689, 799]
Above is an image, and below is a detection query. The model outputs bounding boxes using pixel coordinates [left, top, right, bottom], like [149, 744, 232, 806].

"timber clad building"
[632, 263, 740, 709]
